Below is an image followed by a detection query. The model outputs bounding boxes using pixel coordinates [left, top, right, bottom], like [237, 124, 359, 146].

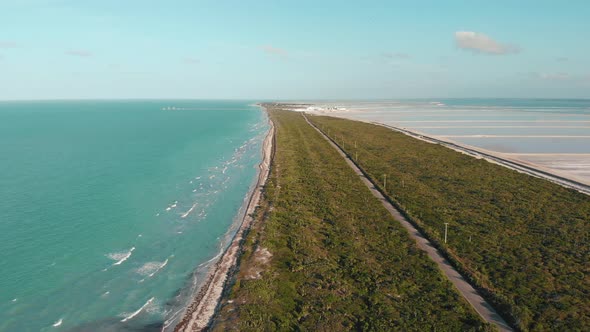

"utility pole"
[354, 140, 357, 149]
[383, 174, 387, 192]
[444, 223, 449, 244]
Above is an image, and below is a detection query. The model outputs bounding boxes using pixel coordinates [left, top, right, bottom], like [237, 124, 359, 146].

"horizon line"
[1, 97, 590, 102]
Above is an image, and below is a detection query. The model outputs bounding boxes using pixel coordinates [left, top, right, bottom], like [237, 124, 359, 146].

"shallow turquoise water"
[0, 100, 268, 331]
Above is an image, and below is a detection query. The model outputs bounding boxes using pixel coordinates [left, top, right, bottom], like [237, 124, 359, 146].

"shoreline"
[173, 106, 275, 331]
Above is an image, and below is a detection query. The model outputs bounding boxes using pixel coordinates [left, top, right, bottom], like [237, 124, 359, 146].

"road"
[303, 113, 513, 332]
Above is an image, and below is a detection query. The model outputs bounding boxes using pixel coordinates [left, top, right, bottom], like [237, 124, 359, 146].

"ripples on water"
[0, 100, 268, 331]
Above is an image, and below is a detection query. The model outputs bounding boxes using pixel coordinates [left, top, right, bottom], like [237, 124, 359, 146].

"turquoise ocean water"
[0, 100, 268, 331]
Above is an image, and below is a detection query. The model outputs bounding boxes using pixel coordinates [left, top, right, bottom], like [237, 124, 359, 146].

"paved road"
[303, 114, 513, 332]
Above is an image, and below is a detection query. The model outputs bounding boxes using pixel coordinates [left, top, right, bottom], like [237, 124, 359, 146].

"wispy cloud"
[535, 72, 572, 81]
[527, 72, 590, 84]
[182, 57, 199, 64]
[0, 41, 18, 48]
[455, 31, 520, 55]
[382, 52, 411, 59]
[66, 49, 92, 57]
[260, 45, 288, 58]
[555, 57, 568, 62]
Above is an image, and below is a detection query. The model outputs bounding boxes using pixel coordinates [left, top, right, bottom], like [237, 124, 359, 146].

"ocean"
[300, 99, 590, 185]
[0, 100, 268, 331]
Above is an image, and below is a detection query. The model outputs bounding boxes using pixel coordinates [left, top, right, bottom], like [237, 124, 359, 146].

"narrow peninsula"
[181, 103, 589, 332]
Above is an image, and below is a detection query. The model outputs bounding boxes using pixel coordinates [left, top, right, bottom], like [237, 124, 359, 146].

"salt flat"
[292, 99, 590, 187]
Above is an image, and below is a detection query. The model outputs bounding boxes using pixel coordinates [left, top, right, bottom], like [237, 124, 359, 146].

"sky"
[0, 0, 589, 100]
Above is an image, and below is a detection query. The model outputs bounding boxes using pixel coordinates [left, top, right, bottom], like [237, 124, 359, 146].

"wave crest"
[108, 247, 135, 266]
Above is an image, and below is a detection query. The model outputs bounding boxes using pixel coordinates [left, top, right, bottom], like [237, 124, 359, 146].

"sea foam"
[136, 258, 169, 279]
[120, 297, 154, 322]
[108, 247, 135, 266]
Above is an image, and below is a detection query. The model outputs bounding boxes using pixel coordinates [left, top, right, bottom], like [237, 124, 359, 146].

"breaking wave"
[120, 297, 155, 322]
[108, 247, 135, 266]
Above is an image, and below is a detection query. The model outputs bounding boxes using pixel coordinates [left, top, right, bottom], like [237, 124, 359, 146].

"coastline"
[173, 105, 275, 331]
[208, 108, 497, 331]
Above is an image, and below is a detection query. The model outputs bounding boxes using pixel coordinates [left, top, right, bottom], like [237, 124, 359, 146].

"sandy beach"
[173, 106, 275, 331]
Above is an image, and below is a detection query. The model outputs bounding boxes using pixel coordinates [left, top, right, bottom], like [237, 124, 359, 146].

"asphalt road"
[303, 113, 513, 332]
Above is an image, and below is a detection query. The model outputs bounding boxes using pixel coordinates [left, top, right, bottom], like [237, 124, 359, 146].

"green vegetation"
[212, 108, 490, 331]
[309, 114, 590, 331]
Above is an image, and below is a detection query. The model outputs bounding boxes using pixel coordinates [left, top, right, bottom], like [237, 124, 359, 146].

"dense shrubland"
[309, 114, 590, 331]
[212, 108, 489, 331]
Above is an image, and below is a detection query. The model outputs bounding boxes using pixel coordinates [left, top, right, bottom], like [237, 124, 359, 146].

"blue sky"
[0, 0, 589, 100]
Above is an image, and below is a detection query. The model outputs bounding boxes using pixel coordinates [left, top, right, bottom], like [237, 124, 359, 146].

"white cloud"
[536, 72, 572, 81]
[260, 45, 288, 58]
[66, 50, 92, 57]
[528, 72, 590, 84]
[455, 31, 519, 55]
[182, 57, 199, 64]
[382, 52, 411, 59]
[0, 41, 18, 48]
